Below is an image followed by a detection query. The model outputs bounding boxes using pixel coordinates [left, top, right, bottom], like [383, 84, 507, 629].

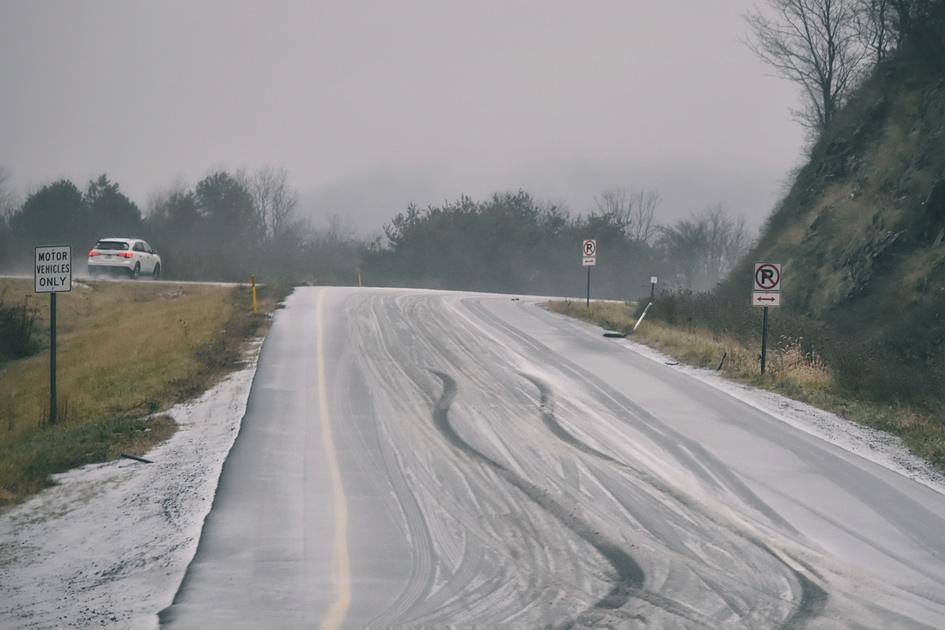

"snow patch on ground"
[0, 340, 262, 630]
[618, 336, 945, 497]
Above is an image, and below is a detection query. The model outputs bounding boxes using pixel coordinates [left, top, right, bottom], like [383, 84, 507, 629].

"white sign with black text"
[34, 246, 72, 293]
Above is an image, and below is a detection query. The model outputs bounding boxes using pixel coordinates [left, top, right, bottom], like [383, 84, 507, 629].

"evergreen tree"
[84, 174, 143, 237]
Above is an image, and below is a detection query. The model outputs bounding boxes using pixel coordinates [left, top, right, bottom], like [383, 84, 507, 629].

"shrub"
[0, 289, 39, 362]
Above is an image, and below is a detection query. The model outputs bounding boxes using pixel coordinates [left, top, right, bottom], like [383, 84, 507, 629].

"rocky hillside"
[716, 26, 945, 407]
[749, 62, 945, 315]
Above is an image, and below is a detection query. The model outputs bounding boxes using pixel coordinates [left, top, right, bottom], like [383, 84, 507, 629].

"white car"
[87, 238, 162, 279]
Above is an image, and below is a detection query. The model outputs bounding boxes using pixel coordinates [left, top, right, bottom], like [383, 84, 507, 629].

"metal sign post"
[582, 239, 596, 307]
[586, 266, 591, 307]
[50, 292, 57, 422]
[35, 245, 72, 424]
[752, 262, 782, 376]
[760, 305, 769, 375]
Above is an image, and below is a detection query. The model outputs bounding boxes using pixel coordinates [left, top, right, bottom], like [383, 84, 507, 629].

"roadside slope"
[0, 279, 273, 504]
[0, 279, 284, 628]
[718, 41, 945, 410]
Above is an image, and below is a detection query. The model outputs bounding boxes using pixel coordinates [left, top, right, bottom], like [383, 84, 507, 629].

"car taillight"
[117, 252, 133, 258]
[88, 250, 100, 257]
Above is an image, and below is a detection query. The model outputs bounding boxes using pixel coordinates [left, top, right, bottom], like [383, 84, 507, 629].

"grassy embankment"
[0, 279, 283, 505]
[545, 300, 945, 468]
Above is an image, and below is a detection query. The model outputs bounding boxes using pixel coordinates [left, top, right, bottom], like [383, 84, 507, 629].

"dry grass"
[545, 299, 945, 469]
[544, 300, 639, 332]
[0, 278, 279, 504]
[548, 300, 834, 394]
[635, 322, 836, 397]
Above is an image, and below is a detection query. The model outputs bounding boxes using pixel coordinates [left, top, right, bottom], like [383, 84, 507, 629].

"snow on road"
[614, 335, 945, 498]
[0, 292, 945, 628]
[0, 340, 262, 630]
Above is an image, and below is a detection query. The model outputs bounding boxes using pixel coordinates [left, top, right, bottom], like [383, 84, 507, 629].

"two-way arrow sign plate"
[751, 291, 781, 308]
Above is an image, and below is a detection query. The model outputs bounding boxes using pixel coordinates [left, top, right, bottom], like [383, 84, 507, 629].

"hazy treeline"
[0, 165, 749, 296]
[0, 167, 363, 284]
[364, 190, 750, 298]
[145, 168, 362, 283]
[0, 172, 143, 272]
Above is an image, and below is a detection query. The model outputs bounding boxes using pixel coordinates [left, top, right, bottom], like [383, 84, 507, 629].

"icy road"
[160, 287, 945, 629]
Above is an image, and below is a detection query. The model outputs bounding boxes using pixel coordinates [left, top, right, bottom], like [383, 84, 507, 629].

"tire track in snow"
[505, 316, 829, 629]
[464, 298, 799, 536]
[435, 296, 810, 627]
[348, 294, 583, 626]
[427, 370, 646, 627]
[518, 372, 802, 627]
[520, 373, 624, 468]
[351, 292, 827, 627]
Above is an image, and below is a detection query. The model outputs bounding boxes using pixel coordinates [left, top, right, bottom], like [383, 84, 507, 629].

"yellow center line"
[317, 290, 351, 630]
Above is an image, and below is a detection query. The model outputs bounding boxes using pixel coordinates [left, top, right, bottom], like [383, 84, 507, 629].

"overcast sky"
[0, 1, 803, 233]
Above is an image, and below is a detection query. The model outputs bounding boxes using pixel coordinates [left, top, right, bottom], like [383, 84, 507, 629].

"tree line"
[0, 167, 363, 285]
[362, 190, 749, 298]
[0, 166, 750, 297]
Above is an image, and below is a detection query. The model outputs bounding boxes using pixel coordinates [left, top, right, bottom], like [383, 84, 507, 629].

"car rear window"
[95, 241, 129, 251]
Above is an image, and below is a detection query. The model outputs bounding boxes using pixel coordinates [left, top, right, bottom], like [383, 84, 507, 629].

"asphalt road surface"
[160, 287, 945, 629]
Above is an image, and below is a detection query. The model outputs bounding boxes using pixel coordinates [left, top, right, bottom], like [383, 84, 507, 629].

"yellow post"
[251, 275, 258, 314]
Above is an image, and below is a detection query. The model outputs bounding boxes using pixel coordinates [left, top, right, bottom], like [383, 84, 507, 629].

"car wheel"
[152, 263, 161, 280]
[129, 263, 140, 280]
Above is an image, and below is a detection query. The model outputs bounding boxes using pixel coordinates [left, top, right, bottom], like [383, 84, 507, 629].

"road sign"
[35, 246, 72, 293]
[752, 291, 782, 308]
[35, 245, 71, 426]
[650, 276, 658, 285]
[753, 262, 782, 375]
[582, 239, 597, 266]
[753, 263, 781, 292]
[581, 239, 597, 305]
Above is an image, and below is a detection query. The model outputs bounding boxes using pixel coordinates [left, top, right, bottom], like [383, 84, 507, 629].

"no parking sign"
[753, 263, 781, 292]
[752, 262, 782, 376]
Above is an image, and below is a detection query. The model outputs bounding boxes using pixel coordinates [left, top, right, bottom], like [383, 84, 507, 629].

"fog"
[0, 1, 802, 232]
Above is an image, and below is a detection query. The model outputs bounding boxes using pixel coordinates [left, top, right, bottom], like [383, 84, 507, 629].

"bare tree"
[593, 189, 627, 216]
[628, 189, 660, 244]
[744, 0, 869, 132]
[889, 0, 922, 42]
[889, 0, 945, 68]
[856, 0, 898, 61]
[242, 166, 298, 242]
[325, 213, 350, 243]
[0, 166, 17, 220]
[659, 204, 752, 291]
[703, 204, 751, 281]
[593, 187, 661, 244]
